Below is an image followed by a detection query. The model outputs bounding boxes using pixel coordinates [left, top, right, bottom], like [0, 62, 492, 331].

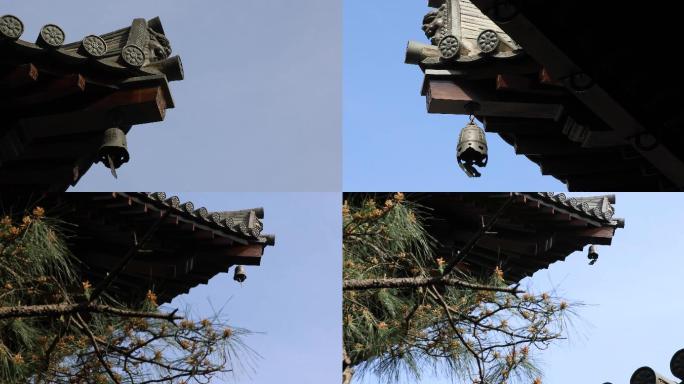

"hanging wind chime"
[233, 265, 247, 287]
[456, 115, 488, 177]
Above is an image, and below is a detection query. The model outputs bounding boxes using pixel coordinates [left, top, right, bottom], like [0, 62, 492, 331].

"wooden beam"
[514, 138, 584, 156]
[8, 135, 101, 161]
[8, 74, 86, 108]
[558, 227, 615, 245]
[496, 74, 531, 91]
[0, 164, 78, 186]
[566, 173, 666, 192]
[82, 252, 196, 279]
[448, 231, 546, 256]
[426, 79, 564, 119]
[539, 158, 637, 177]
[539, 67, 562, 86]
[14, 86, 166, 140]
[422, 60, 541, 81]
[483, 116, 557, 135]
[225, 244, 264, 258]
[505, 209, 573, 222]
[195, 244, 264, 266]
[0, 63, 39, 88]
[86, 86, 167, 123]
[496, 74, 564, 96]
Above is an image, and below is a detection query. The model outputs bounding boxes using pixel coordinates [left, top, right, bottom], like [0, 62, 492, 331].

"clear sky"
[355, 192, 684, 384]
[3, 0, 341, 192]
[343, 0, 566, 191]
[7, 2, 684, 384]
[164, 193, 341, 384]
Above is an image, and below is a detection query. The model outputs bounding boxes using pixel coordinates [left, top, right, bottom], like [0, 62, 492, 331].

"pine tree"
[0, 207, 254, 383]
[343, 194, 579, 384]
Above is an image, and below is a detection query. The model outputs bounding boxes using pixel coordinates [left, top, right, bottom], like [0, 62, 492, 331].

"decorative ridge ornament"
[37, 24, 65, 48]
[438, 35, 460, 60]
[0, 15, 23, 40]
[424, 0, 463, 60]
[407, 1, 522, 68]
[1, 15, 182, 81]
[477, 29, 500, 53]
[456, 115, 488, 177]
[81, 35, 107, 58]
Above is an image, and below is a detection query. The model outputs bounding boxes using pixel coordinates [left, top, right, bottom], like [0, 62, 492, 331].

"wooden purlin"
[425, 78, 565, 119]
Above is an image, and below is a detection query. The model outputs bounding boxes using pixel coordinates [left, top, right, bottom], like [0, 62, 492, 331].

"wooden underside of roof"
[412, 193, 618, 282]
[0, 57, 173, 191]
[2, 193, 266, 304]
[423, 67, 676, 190]
[417, 0, 684, 191]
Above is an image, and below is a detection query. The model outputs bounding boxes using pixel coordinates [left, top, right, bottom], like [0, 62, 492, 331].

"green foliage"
[343, 194, 579, 384]
[0, 208, 254, 384]
[0, 209, 74, 382]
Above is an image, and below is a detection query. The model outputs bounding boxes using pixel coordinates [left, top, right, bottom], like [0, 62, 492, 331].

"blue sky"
[3, 0, 341, 192]
[165, 193, 341, 384]
[343, 0, 566, 191]
[355, 192, 684, 384]
[5, 2, 684, 384]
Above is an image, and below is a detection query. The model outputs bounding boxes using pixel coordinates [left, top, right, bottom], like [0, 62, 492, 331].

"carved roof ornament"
[428, 0, 462, 59]
[477, 29, 500, 53]
[37, 24, 65, 48]
[0, 14, 23, 40]
[406, 0, 522, 68]
[76, 17, 181, 78]
[81, 35, 107, 58]
[0, 15, 183, 82]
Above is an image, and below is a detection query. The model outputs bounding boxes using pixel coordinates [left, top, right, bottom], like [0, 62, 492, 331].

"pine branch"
[0, 302, 180, 321]
[429, 286, 485, 382]
[343, 276, 521, 294]
[74, 314, 122, 384]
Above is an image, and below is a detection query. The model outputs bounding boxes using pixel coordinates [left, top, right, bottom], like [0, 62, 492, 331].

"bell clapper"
[107, 154, 118, 179]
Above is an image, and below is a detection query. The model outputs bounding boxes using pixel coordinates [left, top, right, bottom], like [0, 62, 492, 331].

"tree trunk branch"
[343, 347, 354, 384]
[74, 314, 122, 384]
[0, 302, 180, 321]
[343, 276, 520, 294]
